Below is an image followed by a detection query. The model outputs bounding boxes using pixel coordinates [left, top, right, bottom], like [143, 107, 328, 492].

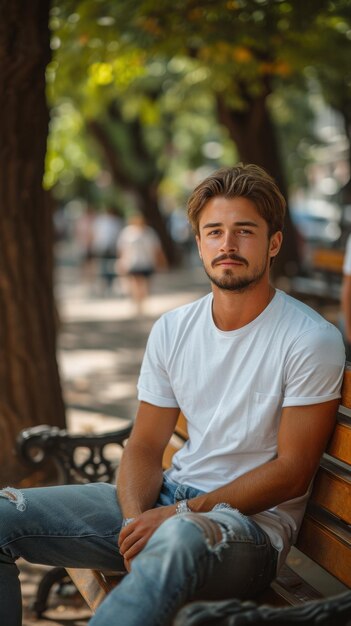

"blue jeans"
[0, 477, 277, 626]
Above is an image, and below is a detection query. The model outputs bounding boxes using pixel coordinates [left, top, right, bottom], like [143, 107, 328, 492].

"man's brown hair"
[187, 163, 286, 237]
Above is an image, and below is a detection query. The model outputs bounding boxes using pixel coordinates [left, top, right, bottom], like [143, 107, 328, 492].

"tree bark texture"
[338, 105, 351, 207]
[217, 85, 301, 278]
[0, 0, 65, 484]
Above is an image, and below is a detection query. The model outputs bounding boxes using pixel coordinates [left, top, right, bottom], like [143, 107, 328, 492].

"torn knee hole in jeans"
[181, 513, 231, 556]
[0, 487, 26, 511]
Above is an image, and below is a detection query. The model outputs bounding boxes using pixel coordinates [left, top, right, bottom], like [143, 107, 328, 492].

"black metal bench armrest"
[174, 590, 351, 625]
[17, 423, 133, 485]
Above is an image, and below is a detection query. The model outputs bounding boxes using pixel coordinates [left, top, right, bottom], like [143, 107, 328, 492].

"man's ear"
[269, 231, 283, 259]
[196, 234, 202, 260]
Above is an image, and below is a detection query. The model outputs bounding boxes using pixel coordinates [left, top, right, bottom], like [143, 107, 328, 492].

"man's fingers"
[124, 557, 131, 572]
[119, 529, 143, 555]
[118, 521, 136, 547]
[122, 537, 147, 561]
[118, 507, 176, 559]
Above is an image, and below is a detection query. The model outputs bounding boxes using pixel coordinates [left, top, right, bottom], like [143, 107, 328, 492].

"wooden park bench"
[312, 247, 345, 274]
[17, 366, 351, 622]
[290, 246, 345, 304]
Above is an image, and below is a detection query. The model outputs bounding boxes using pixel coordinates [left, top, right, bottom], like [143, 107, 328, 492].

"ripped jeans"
[0, 475, 277, 626]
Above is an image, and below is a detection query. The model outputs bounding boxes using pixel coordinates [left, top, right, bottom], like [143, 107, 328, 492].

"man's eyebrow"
[234, 221, 259, 228]
[202, 222, 222, 230]
[201, 220, 259, 230]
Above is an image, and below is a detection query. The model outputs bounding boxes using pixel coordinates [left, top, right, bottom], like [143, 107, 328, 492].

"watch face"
[176, 500, 190, 514]
[122, 517, 134, 527]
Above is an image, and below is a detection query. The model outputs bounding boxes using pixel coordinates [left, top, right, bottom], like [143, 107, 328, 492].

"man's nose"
[220, 232, 238, 252]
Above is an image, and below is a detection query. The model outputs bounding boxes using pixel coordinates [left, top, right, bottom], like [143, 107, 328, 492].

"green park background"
[1, 0, 351, 483]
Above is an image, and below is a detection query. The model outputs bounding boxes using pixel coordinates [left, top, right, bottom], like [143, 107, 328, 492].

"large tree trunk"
[217, 86, 300, 278]
[338, 105, 351, 209]
[0, 0, 65, 485]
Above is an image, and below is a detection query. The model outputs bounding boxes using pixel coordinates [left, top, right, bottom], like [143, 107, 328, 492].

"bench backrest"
[312, 248, 344, 274]
[162, 412, 188, 468]
[296, 365, 351, 587]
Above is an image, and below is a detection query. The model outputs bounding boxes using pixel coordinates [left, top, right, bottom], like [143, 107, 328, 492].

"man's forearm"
[187, 456, 302, 517]
[117, 440, 164, 518]
[188, 401, 337, 517]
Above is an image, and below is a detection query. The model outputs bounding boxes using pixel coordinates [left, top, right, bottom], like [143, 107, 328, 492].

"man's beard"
[203, 253, 269, 293]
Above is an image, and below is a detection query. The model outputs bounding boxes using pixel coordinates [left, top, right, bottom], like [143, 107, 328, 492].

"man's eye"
[238, 229, 252, 235]
[208, 230, 221, 236]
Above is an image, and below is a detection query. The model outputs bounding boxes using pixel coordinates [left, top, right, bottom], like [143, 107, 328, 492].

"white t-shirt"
[137, 290, 345, 567]
[343, 234, 351, 275]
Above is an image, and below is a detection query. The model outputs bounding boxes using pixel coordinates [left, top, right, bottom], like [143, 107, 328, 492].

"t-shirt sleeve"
[343, 235, 351, 275]
[282, 324, 345, 407]
[137, 317, 179, 408]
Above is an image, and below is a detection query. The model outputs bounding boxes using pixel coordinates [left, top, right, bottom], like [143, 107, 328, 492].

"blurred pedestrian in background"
[117, 214, 166, 314]
[75, 206, 96, 289]
[341, 233, 351, 358]
[92, 207, 124, 294]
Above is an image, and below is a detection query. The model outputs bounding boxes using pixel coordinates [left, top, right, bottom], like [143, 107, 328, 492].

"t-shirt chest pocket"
[248, 391, 282, 446]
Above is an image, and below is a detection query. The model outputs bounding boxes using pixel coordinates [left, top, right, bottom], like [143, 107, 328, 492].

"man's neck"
[211, 283, 275, 332]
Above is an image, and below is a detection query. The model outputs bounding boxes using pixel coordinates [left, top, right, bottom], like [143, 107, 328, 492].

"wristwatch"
[121, 517, 135, 528]
[175, 499, 191, 514]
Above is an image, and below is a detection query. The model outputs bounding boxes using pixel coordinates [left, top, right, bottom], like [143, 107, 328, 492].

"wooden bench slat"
[176, 412, 188, 440]
[301, 503, 351, 549]
[312, 248, 344, 273]
[289, 246, 344, 304]
[341, 367, 351, 408]
[162, 413, 188, 469]
[296, 508, 351, 587]
[69, 568, 123, 612]
[310, 460, 351, 524]
[327, 419, 351, 465]
[66, 568, 121, 612]
[162, 434, 185, 469]
[270, 564, 323, 606]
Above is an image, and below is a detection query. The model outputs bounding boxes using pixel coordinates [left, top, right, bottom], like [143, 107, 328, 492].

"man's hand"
[118, 505, 176, 571]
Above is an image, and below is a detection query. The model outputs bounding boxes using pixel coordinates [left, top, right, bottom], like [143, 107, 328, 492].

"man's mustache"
[211, 253, 249, 268]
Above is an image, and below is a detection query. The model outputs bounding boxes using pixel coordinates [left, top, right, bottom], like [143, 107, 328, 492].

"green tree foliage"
[46, 5, 240, 261]
[108, 0, 351, 176]
[47, 0, 351, 272]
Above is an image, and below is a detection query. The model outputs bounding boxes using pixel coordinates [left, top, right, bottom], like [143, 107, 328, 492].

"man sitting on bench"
[0, 164, 345, 626]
